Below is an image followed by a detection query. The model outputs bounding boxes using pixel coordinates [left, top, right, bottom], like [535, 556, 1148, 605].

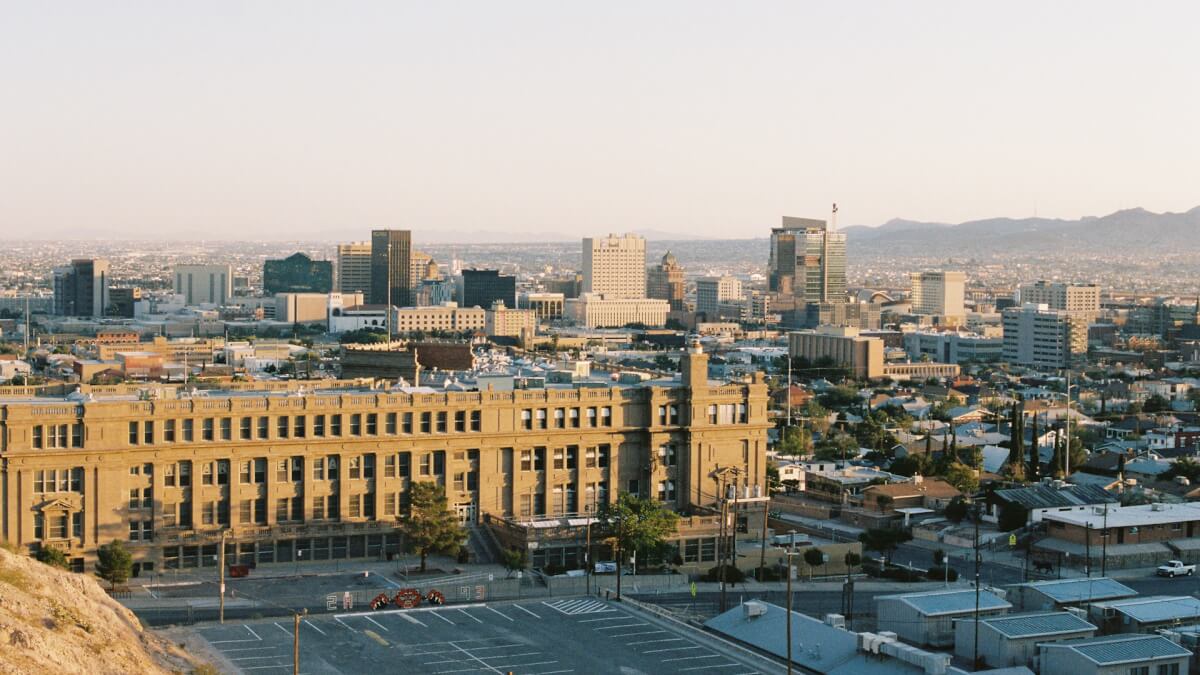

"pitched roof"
[1017, 577, 1137, 604]
[1097, 595, 1200, 624]
[1045, 635, 1191, 666]
[863, 479, 961, 500]
[878, 588, 1011, 616]
[974, 612, 1096, 638]
[993, 483, 1116, 510]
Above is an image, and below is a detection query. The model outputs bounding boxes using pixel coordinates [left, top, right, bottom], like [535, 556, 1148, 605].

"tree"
[776, 426, 812, 456]
[858, 528, 912, 563]
[598, 493, 680, 598]
[944, 496, 969, 524]
[843, 551, 861, 570]
[398, 481, 467, 572]
[890, 453, 933, 478]
[1144, 394, 1171, 413]
[500, 548, 528, 579]
[942, 462, 979, 493]
[998, 502, 1028, 532]
[932, 549, 946, 568]
[875, 494, 894, 514]
[95, 540, 133, 590]
[36, 546, 70, 570]
[803, 547, 826, 578]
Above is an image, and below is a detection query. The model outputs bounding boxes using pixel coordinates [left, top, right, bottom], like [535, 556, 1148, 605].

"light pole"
[585, 508, 594, 596]
[785, 536, 799, 675]
[293, 608, 307, 675]
[218, 529, 227, 623]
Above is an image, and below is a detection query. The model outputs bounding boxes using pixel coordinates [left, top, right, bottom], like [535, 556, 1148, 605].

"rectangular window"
[217, 501, 229, 526]
[33, 425, 43, 449]
[327, 456, 339, 481]
[182, 418, 194, 442]
[628, 479, 639, 495]
[165, 419, 177, 442]
[220, 417, 232, 441]
[567, 446, 578, 470]
[598, 444, 610, 468]
[585, 447, 597, 468]
[553, 448, 565, 470]
[143, 486, 153, 508]
[57, 469, 69, 492]
[216, 460, 229, 485]
[386, 412, 397, 435]
[239, 461, 251, 484]
[35, 471, 46, 493]
[277, 459, 289, 483]
[313, 458, 325, 481]
[554, 408, 565, 428]
[419, 454, 431, 476]
[294, 415, 305, 438]
[470, 410, 481, 432]
[453, 472, 465, 491]
[312, 495, 325, 520]
[253, 458, 266, 484]
[519, 494, 531, 517]
[708, 404, 718, 424]
[327, 494, 339, 520]
[398, 452, 411, 479]
[383, 492, 396, 517]
[420, 412, 431, 434]
[384, 454, 396, 478]
[662, 444, 677, 467]
[349, 456, 361, 480]
[277, 415, 289, 439]
[277, 498, 289, 522]
[202, 418, 214, 441]
[521, 450, 533, 472]
[363, 455, 375, 480]
[658, 405, 667, 426]
[436, 412, 447, 433]
[601, 407, 612, 427]
[350, 413, 361, 436]
[534, 447, 545, 471]
[291, 496, 303, 522]
[240, 500, 252, 524]
[178, 461, 191, 487]
[314, 414, 325, 437]
[240, 416, 252, 440]
[586, 407, 597, 427]
[254, 498, 267, 525]
[72, 511, 83, 538]
[366, 413, 377, 435]
[33, 513, 44, 539]
[291, 456, 303, 482]
[164, 464, 176, 487]
[179, 500, 192, 528]
[454, 411, 466, 432]
[467, 470, 478, 491]
[129, 522, 140, 542]
[570, 408, 580, 428]
[331, 414, 342, 436]
[349, 494, 361, 518]
[533, 493, 545, 516]
[129, 488, 140, 509]
[522, 409, 532, 430]
[257, 416, 269, 440]
[129, 421, 139, 445]
[202, 502, 214, 525]
[433, 450, 445, 475]
[402, 413, 413, 434]
[144, 421, 155, 444]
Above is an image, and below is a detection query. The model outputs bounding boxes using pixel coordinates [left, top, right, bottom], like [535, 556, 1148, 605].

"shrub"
[880, 566, 924, 582]
[753, 566, 782, 582]
[703, 564, 745, 584]
[926, 566, 959, 582]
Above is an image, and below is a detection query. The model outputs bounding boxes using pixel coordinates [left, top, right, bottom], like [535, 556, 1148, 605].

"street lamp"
[785, 535, 800, 675]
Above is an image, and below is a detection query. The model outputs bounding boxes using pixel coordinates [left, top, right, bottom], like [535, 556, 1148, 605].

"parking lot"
[192, 596, 781, 674]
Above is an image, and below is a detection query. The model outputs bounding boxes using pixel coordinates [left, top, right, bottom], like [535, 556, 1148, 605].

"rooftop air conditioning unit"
[1152, 503, 1165, 511]
[879, 631, 898, 642]
[824, 613, 846, 629]
[743, 601, 767, 619]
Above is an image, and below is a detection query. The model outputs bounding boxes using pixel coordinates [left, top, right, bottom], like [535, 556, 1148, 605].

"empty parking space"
[193, 597, 781, 674]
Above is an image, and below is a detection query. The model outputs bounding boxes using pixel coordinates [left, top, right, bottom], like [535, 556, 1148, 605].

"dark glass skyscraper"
[370, 229, 413, 307]
[462, 269, 516, 309]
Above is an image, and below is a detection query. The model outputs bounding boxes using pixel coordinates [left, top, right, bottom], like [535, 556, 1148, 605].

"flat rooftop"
[1043, 503, 1200, 528]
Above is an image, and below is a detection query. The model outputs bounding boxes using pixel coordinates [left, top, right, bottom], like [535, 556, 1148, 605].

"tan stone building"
[1, 346, 768, 574]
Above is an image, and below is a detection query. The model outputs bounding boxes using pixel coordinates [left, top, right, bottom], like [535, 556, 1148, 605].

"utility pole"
[293, 609, 306, 675]
[1101, 504, 1108, 577]
[785, 545, 797, 675]
[1064, 369, 1072, 476]
[718, 474, 728, 613]
[786, 354, 793, 427]
[758, 501, 769, 582]
[585, 512, 593, 596]
[973, 498, 981, 671]
[1085, 523, 1092, 578]
[218, 529, 227, 623]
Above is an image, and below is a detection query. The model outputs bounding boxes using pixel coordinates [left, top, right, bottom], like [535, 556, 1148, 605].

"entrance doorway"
[456, 502, 477, 524]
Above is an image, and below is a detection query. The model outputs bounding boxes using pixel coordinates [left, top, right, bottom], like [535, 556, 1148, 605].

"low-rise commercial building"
[903, 330, 1003, 364]
[519, 292, 565, 321]
[1039, 635, 1190, 675]
[565, 294, 669, 329]
[953, 612, 1097, 670]
[485, 304, 537, 339]
[875, 588, 1012, 647]
[1013, 577, 1137, 612]
[1089, 595, 1200, 634]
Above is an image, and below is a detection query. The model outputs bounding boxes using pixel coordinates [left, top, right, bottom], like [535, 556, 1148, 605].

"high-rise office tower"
[910, 271, 966, 319]
[583, 234, 646, 299]
[337, 242, 373, 296]
[1017, 281, 1101, 323]
[1002, 303, 1087, 368]
[370, 229, 413, 307]
[173, 264, 232, 306]
[647, 251, 685, 311]
[768, 216, 846, 304]
[53, 259, 110, 317]
[462, 269, 517, 309]
[695, 276, 743, 317]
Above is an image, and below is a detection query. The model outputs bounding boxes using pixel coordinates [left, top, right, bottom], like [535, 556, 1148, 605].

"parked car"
[1157, 560, 1196, 577]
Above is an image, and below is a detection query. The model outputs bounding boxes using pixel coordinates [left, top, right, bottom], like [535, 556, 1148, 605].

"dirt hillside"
[0, 546, 206, 674]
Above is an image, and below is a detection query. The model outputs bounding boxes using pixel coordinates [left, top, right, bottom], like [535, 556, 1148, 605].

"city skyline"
[3, 2, 1199, 240]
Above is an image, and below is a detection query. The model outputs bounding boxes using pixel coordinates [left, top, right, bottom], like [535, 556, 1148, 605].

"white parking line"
[663, 654, 722, 662]
[447, 642, 503, 674]
[335, 617, 356, 632]
[398, 612, 427, 626]
[533, 671, 575, 674]
[595, 623, 647, 630]
[643, 646, 704, 654]
[427, 610, 456, 625]
[364, 616, 390, 632]
[246, 625, 262, 640]
[680, 665, 743, 672]
[486, 606, 514, 622]
[231, 656, 282, 662]
[494, 661, 556, 669]
[512, 604, 541, 619]
[241, 667, 291, 671]
[578, 616, 626, 623]
[612, 630, 667, 638]
[304, 620, 327, 635]
[457, 608, 483, 624]
[220, 646, 274, 653]
[628, 637, 686, 646]
[273, 623, 291, 637]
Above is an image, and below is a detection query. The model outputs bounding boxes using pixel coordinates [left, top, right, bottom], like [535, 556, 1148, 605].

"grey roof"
[1099, 595, 1200, 624]
[879, 589, 1011, 616]
[1018, 577, 1137, 604]
[704, 602, 924, 675]
[979, 612, 1096, 638]
[993, 483, 1116, 510]
[1048, 635, 1191, 665]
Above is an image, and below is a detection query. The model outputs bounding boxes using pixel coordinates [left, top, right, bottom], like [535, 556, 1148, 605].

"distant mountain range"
[840, 206, 1200, 255]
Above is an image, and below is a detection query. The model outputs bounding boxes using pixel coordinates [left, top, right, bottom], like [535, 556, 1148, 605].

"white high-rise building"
[582, 234, 646, 299]
[696, 276, 743, 316]
[174, 264, 232, 306]
[336, 242, 373, 296]
[1002, 303, 1087, 369]
[1017, 281, 1100, 322]
[910, 271, 966, 320]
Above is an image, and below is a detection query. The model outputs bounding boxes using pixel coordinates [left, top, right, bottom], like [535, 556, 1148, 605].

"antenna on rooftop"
[830, 202, 838, 232]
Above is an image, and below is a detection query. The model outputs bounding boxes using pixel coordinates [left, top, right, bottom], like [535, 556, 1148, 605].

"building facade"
[904, 330, 1004, 364]
[768, 216, 846, 304]
[647, 251, 685, 311]
[485, 304, 537, 339]
[336, 243, 373, 296]
[910, 271, 966, 321]
[264, 252, 334, 295]
[789, 327, 884, 379]
[174, 264, 233, 306]
[54, 259, 110, 318]
[370, 229, 413, 308]
[1002, 303, 1087, 369]
[461, 269, 516, 310]
[565, 294, 669, 329]
[0, 348, 768, 575]
[582, 234, 646, 299]
[695, 276, 743, 317]
[1018, 281, 1101, 323]
[519, 292, 565, 321]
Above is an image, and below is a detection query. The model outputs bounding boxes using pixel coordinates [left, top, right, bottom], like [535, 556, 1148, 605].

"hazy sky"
[3, 2, 1198, 240]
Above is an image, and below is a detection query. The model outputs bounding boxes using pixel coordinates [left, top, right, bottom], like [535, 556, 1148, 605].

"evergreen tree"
[1050, 429, 1065, 478]
[1028, 413, 1040, 482]
[399, 481, 468, 572]
[94, 540, 133, 590]
[948, 422, 958, 463]
[1006, 401, 1022, 468]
